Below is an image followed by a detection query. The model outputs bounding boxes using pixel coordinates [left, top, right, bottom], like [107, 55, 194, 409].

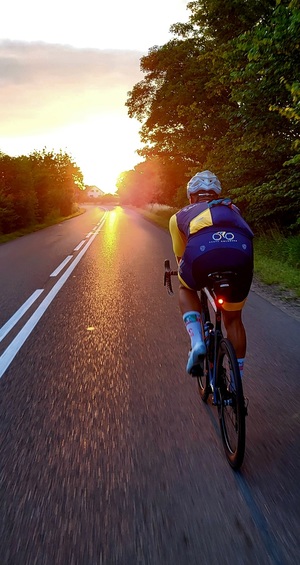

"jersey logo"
[212, 231, 235, 241]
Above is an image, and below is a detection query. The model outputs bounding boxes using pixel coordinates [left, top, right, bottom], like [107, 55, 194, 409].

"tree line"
[0, 149, 84, 235]
[118, 0, 300, 233]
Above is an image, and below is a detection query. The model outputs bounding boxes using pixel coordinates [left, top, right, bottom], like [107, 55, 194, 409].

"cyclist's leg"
[178, 285, 201, 315]
[179, 285, 206, 374]
[222, 308, 246, 360]
[177, 251, 206, 374]
[177, 238, 207, 316]
[221, 261, 253, 376]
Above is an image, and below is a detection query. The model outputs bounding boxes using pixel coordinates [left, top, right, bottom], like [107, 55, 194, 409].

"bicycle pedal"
[190, 358, 204, 377]
[223, 398, 233, 406]
[191, 366, 204, 377]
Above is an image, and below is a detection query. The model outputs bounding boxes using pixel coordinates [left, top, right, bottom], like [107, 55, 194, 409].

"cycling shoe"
[186, 341, 206, 374]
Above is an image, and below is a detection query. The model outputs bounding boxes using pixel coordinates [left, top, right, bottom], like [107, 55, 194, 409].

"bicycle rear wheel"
[217, 338, 246, 469]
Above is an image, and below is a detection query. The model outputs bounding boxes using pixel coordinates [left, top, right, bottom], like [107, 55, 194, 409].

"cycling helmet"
[187, 170, 222, 198]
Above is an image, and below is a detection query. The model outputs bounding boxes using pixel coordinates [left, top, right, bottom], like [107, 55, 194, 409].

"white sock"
[238, 358, 244, 378]
[183, 311, 203, 348]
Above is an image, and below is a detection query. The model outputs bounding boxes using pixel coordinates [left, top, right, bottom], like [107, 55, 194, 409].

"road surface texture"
[0, 205, 299, 564]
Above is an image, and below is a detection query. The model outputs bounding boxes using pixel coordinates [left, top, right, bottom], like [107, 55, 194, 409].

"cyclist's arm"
[169, 213, 187, 264]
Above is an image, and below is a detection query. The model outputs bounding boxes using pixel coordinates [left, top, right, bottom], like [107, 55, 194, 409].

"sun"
[53, 114, 142, 194]
[0, 113, 143, 195]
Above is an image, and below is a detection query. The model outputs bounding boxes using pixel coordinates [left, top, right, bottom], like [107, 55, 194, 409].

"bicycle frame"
[201, 286, 229, 406]
[164, 259, 247, 469]
[164, 259, 235, 404]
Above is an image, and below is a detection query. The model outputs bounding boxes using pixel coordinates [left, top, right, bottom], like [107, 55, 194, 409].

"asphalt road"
[0, 205, 299, 565]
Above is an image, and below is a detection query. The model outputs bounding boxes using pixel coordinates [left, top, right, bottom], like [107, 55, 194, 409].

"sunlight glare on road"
[101, 207, 123, 259]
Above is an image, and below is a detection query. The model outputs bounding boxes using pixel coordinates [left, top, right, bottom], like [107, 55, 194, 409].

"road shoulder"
[251, 277, 300, 322]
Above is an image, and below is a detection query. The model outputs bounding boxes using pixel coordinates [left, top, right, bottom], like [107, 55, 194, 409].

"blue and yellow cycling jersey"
[169, 199, 254, 258]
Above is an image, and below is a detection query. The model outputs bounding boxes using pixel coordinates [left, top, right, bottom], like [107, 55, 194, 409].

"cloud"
[0, 40, 143, 135]
[1, 1, 190, 51]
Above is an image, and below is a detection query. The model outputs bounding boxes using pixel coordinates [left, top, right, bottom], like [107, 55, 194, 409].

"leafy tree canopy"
[0, 148, 84, 234]
[124, 0, 300, 231]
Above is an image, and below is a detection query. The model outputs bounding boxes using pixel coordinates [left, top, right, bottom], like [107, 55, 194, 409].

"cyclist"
[169, 170, 254, 376]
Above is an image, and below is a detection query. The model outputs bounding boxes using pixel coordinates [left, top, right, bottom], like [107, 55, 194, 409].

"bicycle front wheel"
[197, 291, 212, 402]
[197, 351, 211, 402]
[217, 338, 246, 470]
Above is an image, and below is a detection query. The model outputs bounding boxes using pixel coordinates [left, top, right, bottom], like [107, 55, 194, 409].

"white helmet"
[187, 170, 222, 198]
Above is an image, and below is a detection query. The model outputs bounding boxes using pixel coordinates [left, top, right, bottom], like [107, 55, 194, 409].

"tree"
[117, 161, 160, 206]
[29, 149, 84, 220]
[0, 154, 37, 232]
[126, 0, 277, 191]
[215, 0, 300, 180]
[0, 148, 84, 234]
[125, 0, 300, 231]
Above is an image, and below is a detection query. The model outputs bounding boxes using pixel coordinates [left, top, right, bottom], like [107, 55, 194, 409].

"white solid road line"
[0, 213, 107, 379]
[0, 289, 44, 343]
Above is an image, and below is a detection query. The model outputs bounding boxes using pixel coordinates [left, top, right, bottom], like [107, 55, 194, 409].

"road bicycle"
[164, 259, 247, 470]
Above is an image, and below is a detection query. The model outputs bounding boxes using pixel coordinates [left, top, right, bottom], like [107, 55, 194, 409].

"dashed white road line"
[0, 289, 44, 343]
[50, 255, 73, 277]
[0, 213, 107, 379]
[74, 240, 85, 251]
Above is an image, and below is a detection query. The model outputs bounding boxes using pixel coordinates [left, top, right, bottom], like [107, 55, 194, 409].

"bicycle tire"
[197, 290, 212, 402]
[197, 351, 211, 402]
[216, 338, 246, 469]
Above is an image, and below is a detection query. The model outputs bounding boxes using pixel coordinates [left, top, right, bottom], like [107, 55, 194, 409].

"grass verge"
[254, 233, 300, 298]
[0, 207, 86, 245]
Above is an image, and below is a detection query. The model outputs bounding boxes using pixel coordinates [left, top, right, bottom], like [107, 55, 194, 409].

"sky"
[0, 1, 190, 193]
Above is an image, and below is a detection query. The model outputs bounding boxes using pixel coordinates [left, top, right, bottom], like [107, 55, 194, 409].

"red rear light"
[217, 297, 224, 305]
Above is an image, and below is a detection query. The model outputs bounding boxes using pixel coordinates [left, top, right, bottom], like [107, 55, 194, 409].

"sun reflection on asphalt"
[101, 207, 123, 257]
